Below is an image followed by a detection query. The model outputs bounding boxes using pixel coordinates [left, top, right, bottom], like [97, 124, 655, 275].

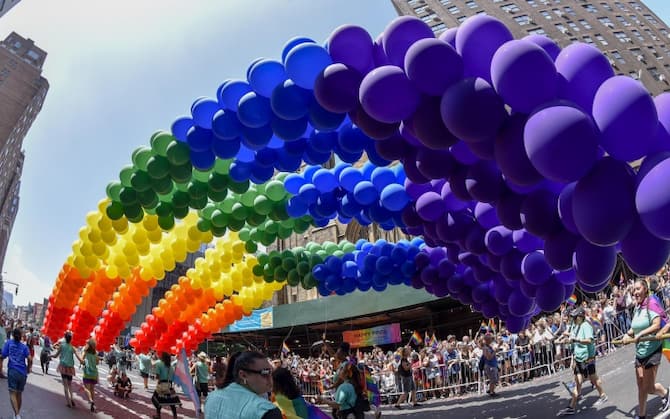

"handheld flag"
[424, 331, 430, 346]
[430, 333, 439, 349]
[282, 341, 290, 355]
[410, 330, 423, 345]
[488, 318, 497, 333]
[566, 294, 578, 305]
[173, 349, 201, 415]
[274, 394, 330, 419]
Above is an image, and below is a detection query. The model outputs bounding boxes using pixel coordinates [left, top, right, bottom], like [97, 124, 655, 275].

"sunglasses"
[241, 367, 272, 377]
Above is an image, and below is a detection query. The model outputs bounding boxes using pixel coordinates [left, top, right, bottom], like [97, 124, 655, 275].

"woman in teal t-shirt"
[80, 338, 99, 412]
[51, 331, 82, 408]
[623, 279, 670, 419]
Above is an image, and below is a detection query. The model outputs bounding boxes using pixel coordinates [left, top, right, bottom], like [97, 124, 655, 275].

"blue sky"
[1, 0, 670, 306]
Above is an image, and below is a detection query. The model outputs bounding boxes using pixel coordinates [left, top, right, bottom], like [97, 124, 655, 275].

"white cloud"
[4, 246, 52, 306]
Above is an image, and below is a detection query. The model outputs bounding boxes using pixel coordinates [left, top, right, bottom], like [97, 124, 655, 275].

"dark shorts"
[83, 377, 98, 385]
[399, 375, 414, 394]
[574, 359, 596, 377]
[61, 374, 73, 382]
[140, 371, 149, 378]
[636, 347, 662, 369]
[196, 382, 208, 397]
[8, 369, 26, 393]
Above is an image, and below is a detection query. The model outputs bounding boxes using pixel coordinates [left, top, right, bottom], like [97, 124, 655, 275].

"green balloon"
[324, 242, 339, 255]
[151, 176, 174, 195]
[119, 165, 135, 187]
[211, 225, 228, 237]
[192, 168, 211, 183]
[174, 180, 190, 192]
[189, 195, 208, 210]
[240, 191, 256, 208]
[228, 217, 246, 232]
[187, 181, 208, 200]
[208, 173, 229, 192]
[131, 147, 153, 171]
[294, 218, 310, 233]
[197, 218, 212, 232]
[200, 204, 216, 220]
[340, 242, 356, 253]
[119, 187, 138, 205]
[169, 163, 192, 184]
[265, 180, 286, 202]
[123, 203, 143, 221]
[244, 241, 258, 253]
[211, 209, 229, 228]
[238, 228, 251, 242]
[302, 273, 317, 290]
[173, 205, 189, 219]
[252, 264, 264, 277]
[166, 141, 191, 166]
[207, 187, 228, 203]
[137, 189, 159, 208]
[144, 206, 156, 215]
[231, 203, 248, 221]
[220, 197, 235, 214]
[265, 221, 279, 235]
[274, 267, 288, 282]
[146, 156, 170, 180]
[130, 171, 152, 192]
[269, 255, 282, 268]
[296, 261, 310, 276]
[261, 232, 277, 246]
[316, 250, 328, 259]
[277, 226, 293, 239]
[250, 228, 263, 243]
[213, 159, 232, 175]
[309, 255, 323, 267]
[253, 195, 272, 215]
[158, 215, 175, 230]
[150, 131, 174, 157]
[305, 242, 319, 252]
[106, 201, 124, 220]
[287, 270, 300, 286]
[246, 211, 266, 227]
[269, 204, 289, 221]
[332, 250, 344, 258]
[281, 257, 296, 271]
[280, 218, 295, 229]
[106, 182, 123, 201]
[155, 201, 173, 217]
[228, 179, 250, 194]
[257, 254, 269, 265]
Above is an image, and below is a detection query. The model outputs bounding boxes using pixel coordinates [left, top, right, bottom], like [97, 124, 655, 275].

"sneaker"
[662, 387, 670, 412]
[557, 407, 575, 416]
[593, 394, 608, 407]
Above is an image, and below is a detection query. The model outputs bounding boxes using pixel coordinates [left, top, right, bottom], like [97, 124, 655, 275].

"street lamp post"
[0, 272, 19, 317]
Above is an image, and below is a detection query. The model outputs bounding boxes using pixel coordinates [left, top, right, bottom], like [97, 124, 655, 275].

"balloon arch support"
[43, 14, 670, 354]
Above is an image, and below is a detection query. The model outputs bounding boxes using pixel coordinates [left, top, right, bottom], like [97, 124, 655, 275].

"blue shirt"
[2, 338, 30, 376]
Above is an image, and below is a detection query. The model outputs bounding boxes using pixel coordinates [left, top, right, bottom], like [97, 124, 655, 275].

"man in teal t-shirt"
[558, 307, 608, 416]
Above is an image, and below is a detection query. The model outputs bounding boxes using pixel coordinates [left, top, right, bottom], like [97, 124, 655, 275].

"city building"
[391, 0, 670, 94]
[2, 290, 12, 309]
[0, 32, 48, 299]
[0, 0, 21, 19]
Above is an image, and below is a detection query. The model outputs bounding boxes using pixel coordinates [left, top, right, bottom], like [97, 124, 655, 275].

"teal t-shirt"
[155, 360, 173, 381]
[83, 351, 98, 379]
[59, 342, 75, 367]
[138, 353, 152, 373]
[570, 321, 596, 362]
[335, 381, 357, 411]
[632, 306, 662, 358]
[196, 361, 209, 383]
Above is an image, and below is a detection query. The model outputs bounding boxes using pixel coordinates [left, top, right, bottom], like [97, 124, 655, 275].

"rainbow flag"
[430, 333, 439, 349]
[488, 318, 497, 333]
[410, 330, 423, 345]
[566, 294, 578, 305]
[663, 339, 670, 363]
[424, 331, 430, 346]
[274, 394, 329, 419]
[589, 317, 602, 331]
[363, 366, 381, 408]
[282, 341, 290, 355]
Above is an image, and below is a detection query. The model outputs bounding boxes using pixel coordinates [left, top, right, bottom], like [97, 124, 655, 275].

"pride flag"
[410, 330, 423, 345]
[282, 341, 290, 355]
[488, 318, 497, 333]
[430, 333, 439, 349]
[173, 349, 201, 415]
[566, 294, 578, 305]
[273, 394, 329, 419]
[424, 331, 430, 346]
[663, 340, 670, 363]
[363, 366, 381, 408]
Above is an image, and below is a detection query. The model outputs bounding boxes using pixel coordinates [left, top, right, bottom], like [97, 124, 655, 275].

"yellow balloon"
[205, 248, 216, 260]
[232, 251, 243, 264]
[118, 266, 132, 279]
[143, 215, 159, 231]
[232, 241, 244, 254]
[140, 267, 153, 281]
[132, 228, 148, 244]
[98, 215, 113, 232]
[105, 264, 118, 279]
[101, 230, 117, 245]
[186, 239, 201, 253]
[92, 241, 107, 257]
[200, 230, 213, 244]
[155, 270, 165, 280]
[241, 271, 253, 287]
[80, 243, 94, 257]
[147, 229, 162, 244]
[231, 271, 242, 291]
[163, 258, 176, 272]
[78, 227, 90, 242]
[127, 252, 140, 267]
[187, 226, 201, 241]
[186, 268, 197, 279]
[86, 211, 100, 226]
[213, 282, 224, 300]
[221, 278, 233, 297]
[97, 198, 110, 213]
[111, 217, 129, 234]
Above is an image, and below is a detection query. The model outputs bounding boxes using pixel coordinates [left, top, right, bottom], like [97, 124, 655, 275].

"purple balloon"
[513, 229, 544, 253]
[466, 137, 496, 161]
[475, 202, 501, 229]
[638, 152, 670, 185]
[314, 63, 362, 114]
[411, 96, 459, 150]
[519, 278, 539, 299]
[535, 276, 566, 312]
[495, 113, 543, 187]
[557, 182, 579, 234]
[592, 76, 658, 161]
[401, 155, 430, 184]
[520, 190, 562, 239]
[439, 27, 458, 47]
[450, 141, 479, 165]
[555, 43, 614, 115]
[440, 182, 469, 211]
[572, 239, 617, 286]
[382, 16, 435, 68]
[359, 66, 420, 124]
[524, 105, 600, 183]
[621, 218, 670, 275]
[456, 14, 514, 83]
[447, 274, 465, 294]
[441, 77, 508, 143]
[508, 289, 535, 317]
[416, 191, 446, 222]
[485, 226, 514, 256]
[375, 134, 410, 161]
[652, 93, 670, 153]
[493, 276, 513, 304]
[349, 106, 399, 140]
[504, 315, 528, 333]
[465, 160, 505, 203]
[416, 147, 456, 180]
[501, 250, 524, 281]
[405, 38, 464, 96]
[522, 251, 552, 286]
[543, 229, 580, 271]
[572, 157, 636, 246]
[491, 40, 558, 114]
[447, 164, 473, 202]
[555, 269, 577, 286]
[523, 34, 561, 61]
[496, 189, 524, 230]
[328, 24, 374, 74]
[637, 158, 670, 240]
[578, 277, 611, 293]
[465, 226, 487, 255]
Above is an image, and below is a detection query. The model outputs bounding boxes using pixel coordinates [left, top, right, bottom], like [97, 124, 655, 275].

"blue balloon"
[310, 130, 338, 153]
[189, 150, 216, 171]
[340, 194, 362, 217]
[370, 167, 397, 191]
[365, 142, 392, 167]
[250, 163, 274, 184]
[285, 42, 333, 89]
[368, 202, 393, 223]
[245, 58, 264, 80]
[281, 36, 315, 63]
[186, 127, 213, 152]
[218, 80, 252, 111]
[309, 101, 346, 132]
[171, 117, 193, 143]
[275, 148, 302, 172]
[241, 124, 273, 150]
[271, 116, 309, 141]
[229, 161, 252, 182]
[343, 260, 358, 277]
[298, 183, 319, 204]
[271, 80, 312, 121]
[211, 137, 241, 159]
[254, 148, 277, 168]
[283, 137, 308, 156]
[380, 183, 409, 211]
[286, 196, 308, 217]
[212, 110, 242, 140]
[237, 92, 272, 128]
[334, 146, 364, 164]
[191, 98, 220, 129]
[303, 165, 321, 182]
[248, 59, 287, 98]
[353, 181, 378, 206]
[284, 173, 307, 195]
[312, 168, 338, 193]
[338, 123, 370, 154]
[303, 146, 331, 165]
[236, 144, 256, 163]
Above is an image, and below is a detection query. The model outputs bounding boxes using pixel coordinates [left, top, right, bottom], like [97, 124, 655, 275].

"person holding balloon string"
[622, 279, 670, 419]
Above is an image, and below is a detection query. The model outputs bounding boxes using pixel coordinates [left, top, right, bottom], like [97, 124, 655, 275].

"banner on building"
[342, 323, 401, 348]
[228, 307, 273, 332]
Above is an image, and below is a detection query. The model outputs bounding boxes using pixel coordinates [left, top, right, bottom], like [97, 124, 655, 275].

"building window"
[528, 28, 546, 35]
[11, 40, 21, 50]
[595, 34, 608, 45]
[501, 3, 520, 13]
[611, 50, 626, 63]
[631, 47, 644, 61]
[649, 46, 663, 60]
[598, 17, 613, 27]
[439, 0, 451, 4]
[465, 0, 477, 9]
[447, 5, 460, 14]
[631, 29, 644, 41]
[649, 67, 662, 81]
[552, 8, 562, 17]
[615, 1, 628, 11]
[421, 13, 438, 23]
[414, 5, 429, 14]
[514, 15, 531, 26]
[526, 0, 537, 7]
[644, 14, 659, 25]
[567, 21, 580, 32]
[661, 28, 670, 38]
[541, 10, 551, 20]
[600, 2, 612, 11]
[579, 19, 592, 29]
[563, 6, 575, 15]
[457, 15, 468, 23]
[616, 15, 630, 26]
[582, 4, 597, 13]
[26, 50, 40, 61]
[431, 23, 447, 33]
[583, 36, 594, 44]
[556, 23, 567, 34]
[629, 1, 641, 11]
[614, 31, 631, 42]
[408, 0, 422, 6]
[645, 28, 658, 41]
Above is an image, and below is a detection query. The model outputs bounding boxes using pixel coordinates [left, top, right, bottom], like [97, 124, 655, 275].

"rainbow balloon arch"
[43, 14, 670, 354]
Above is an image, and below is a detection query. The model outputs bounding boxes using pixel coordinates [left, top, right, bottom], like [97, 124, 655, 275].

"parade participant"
[51, 331, 81, 408]
[39, 333, 52, 374]
[203, 350, 281, 418]
[394, 346, 419, 409]
[0, 320, 7, 379]
[138, 351, 153, 390]
[1, 328, 32, 419]
[272, 367, 329, 419]
[321, 361, 364, 419]
[81, 338, 99, 412]
[558, 307, 608, 416]
[482, 333, 499, 397]
[114, 371, 133, 399]
[191, 351, 210, 400]
[212, 355, 227, 389]
[151, 351, 180, 419]
[623, 279, 670, 419]
[25, 328, 38, 372]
